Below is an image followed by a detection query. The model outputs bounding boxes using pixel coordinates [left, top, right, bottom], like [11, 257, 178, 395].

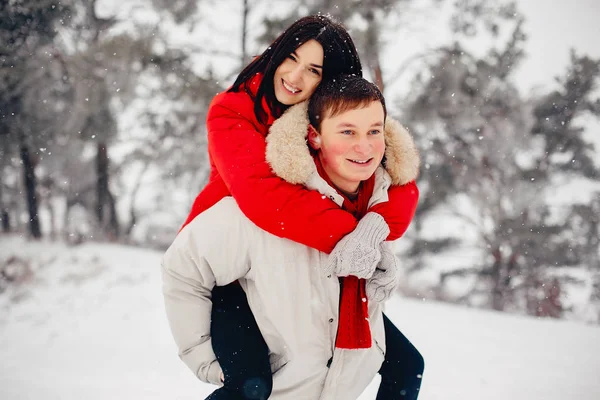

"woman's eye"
[288, 54, 297, 62]
[341, 130, 353, 135]
[309, 68, 321, 76]
[370, 129, 382, 135]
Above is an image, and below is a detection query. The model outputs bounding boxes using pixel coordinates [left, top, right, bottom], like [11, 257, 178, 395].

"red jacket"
[181, 74, 419, 253]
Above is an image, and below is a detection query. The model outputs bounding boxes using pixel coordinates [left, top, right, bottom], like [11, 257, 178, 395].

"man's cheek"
[329, 142, 350, 156]
[374, 141, 386, 157]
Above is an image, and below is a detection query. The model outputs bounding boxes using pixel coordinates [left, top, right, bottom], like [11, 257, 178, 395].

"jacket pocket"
[269, 351, 290, 374]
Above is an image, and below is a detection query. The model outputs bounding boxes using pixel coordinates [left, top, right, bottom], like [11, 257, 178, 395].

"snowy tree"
[0, 0, 73, 238]
[402, 17, 600, 317]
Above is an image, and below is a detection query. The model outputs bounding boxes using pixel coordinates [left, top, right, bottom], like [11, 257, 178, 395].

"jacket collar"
[265, 101, 420, 186]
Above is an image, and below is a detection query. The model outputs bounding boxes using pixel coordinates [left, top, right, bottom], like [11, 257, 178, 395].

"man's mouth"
[282, 79, 300, 94]
[348, 158, 373, 165]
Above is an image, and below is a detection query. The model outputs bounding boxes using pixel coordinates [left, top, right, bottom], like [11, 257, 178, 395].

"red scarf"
[314, 156, 375, 349]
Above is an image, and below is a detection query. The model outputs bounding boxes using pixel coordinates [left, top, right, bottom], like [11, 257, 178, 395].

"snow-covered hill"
[1, 235, 599, 399]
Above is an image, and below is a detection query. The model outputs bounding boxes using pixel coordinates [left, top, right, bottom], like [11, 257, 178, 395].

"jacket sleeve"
[370, 180, 420, 241]
[207, 97, 358, 254]
[161, 199, 251, 384]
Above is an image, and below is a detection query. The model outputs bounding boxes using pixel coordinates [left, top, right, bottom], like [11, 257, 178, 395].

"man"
[162, 75, 422, 399]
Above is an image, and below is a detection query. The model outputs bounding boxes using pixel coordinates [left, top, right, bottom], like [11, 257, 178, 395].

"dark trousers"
[207, 284, 273, 400]
[376, 313, 424, 399]
[208, 283, 424, 400]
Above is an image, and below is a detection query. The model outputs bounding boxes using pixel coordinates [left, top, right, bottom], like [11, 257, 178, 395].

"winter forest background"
[1, 0, 600, 328]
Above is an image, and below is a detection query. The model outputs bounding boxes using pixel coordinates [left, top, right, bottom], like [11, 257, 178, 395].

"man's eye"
[341, 130, 353, 135]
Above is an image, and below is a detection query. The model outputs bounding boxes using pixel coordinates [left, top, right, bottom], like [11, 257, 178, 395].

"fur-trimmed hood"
[266, 101, 420, 186]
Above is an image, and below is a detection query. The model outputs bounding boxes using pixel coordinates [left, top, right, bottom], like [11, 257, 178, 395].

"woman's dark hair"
[308, 75, 386, 132]
[229, 15, 363, 124]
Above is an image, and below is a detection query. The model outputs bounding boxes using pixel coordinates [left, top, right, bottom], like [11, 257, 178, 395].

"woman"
[163, 75, 421, 399]
[178, 15, 422, 399]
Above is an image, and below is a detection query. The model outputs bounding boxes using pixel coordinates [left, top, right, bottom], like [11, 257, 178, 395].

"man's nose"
[354, 137, 371, 153]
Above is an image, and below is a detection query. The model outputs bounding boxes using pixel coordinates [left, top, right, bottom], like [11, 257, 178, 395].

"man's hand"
[324, 212, 390, 279]
[366, 243, 401, 303]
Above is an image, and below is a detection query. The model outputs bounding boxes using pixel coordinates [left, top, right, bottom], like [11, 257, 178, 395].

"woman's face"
[273, 39, 324, 105]
[311, 101, 386, 195]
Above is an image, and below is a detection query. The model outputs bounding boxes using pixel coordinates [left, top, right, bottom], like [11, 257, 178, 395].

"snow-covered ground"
[0, 235, 599, 400]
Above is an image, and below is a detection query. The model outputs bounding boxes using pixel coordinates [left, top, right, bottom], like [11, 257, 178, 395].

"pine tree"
[0, 0, 73, 238]
[402, 17, 600, 316]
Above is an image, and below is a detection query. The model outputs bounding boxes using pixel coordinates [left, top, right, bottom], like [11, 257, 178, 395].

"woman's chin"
[275, 88, 303, 105]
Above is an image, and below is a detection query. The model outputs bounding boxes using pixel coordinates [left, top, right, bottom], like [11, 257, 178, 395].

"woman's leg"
[376, 313, 424, 400]
[206, 283, 273, 400]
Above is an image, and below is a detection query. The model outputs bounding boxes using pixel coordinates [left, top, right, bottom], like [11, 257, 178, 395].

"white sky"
[381, 0, 600, 97]
[514, 0, 600, 93]
[96, 0, 600, 96]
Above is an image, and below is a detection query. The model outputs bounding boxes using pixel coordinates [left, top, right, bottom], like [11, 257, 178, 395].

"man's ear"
[308, 124, 321, 150]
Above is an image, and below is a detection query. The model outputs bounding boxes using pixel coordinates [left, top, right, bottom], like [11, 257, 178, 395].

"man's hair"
[308, 75, 386, 131]
[229, 15, 363, 124]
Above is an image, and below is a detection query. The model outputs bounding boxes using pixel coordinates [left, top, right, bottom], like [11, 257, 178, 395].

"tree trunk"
[1, 210, 8, 232]
[536, 278, 563, 318]
[96, 141, 119, 240]
[96, 141, 108, 225]
[124, 162, 148, 238]
[364, 10, 385, 92]
[106, 189, 120, 240]
[20, 144, 41, 238]
[490, 247, 504, 311]
[47, 196, 56, 240]
[241, 0, 249, 67]
[0, 175, 9, 232]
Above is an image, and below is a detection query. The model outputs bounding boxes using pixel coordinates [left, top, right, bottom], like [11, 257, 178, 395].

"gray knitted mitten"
[366, 242, 401, 303]
[325, 212, 390, 279]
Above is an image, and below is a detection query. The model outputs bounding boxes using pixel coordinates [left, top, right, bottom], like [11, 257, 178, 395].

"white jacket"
[162, 102, 420, 399]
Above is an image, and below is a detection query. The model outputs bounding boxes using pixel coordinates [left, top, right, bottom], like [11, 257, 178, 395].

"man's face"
[273, 39, 323, 105]
[314, 101, 386, 194]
